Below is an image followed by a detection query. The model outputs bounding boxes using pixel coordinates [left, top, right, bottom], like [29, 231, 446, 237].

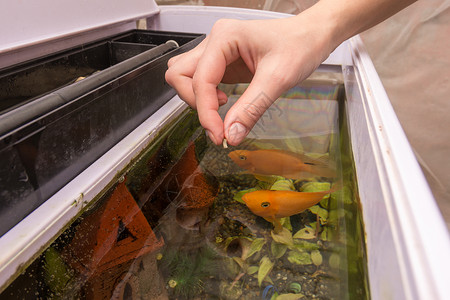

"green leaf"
[308, 205, 328, 224]
[224, 257, 240, 277]
[233, 188, 258, 204]
[293, 240, 319, 251]
[276, 293, 305, 300]
[299, 182, 330, 193]
[247, 265, 259, 275]
[327, 210, 338, 226]
[257, 180, 273, 190]
[271, 227, 294, 247]
[320, 227, 330, 241]
[232, 257, 246, 270]
[254, 174, 284, 186]
[311, 250, 323, 266]
[319, 196, 329, 208]
[342, 186, 353, 204]
[271, 241, 288, 259]
[280, 217, 292, 231]
[329, 253, 340, 269]
[258, 256, 274, 287]
[293, 226, 315, 240]
[243, 238, 266, 260]
[271, 179, 295, 191]
[287, 250, 312, 265]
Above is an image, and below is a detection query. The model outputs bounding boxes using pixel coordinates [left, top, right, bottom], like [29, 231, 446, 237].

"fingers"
[165, 57, 196, 107]
[165, 39, 209, 108]
[166, 30, 235, 145]
[224, 61, 295, 146]
[192, 21, 242, 144]
[166, 19, 299, 146]
[192, 50, 227, 144]
[165, 15, 334, 147]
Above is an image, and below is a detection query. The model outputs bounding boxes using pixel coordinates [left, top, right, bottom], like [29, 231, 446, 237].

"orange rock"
[170, 142, 218, 210]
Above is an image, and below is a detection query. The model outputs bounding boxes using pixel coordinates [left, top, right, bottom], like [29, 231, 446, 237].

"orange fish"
[228, 149, 336, 179]
[242, 188, 333, 232]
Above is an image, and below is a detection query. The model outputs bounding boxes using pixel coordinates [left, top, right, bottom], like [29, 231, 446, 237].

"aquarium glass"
[0, 71, 369, 300]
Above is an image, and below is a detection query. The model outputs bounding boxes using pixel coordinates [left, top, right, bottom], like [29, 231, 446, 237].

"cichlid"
[242, 188, 333, 232]
[228, 149, 336, 179]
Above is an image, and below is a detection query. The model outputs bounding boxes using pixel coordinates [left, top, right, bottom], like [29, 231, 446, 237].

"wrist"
[289, 5, 344, 60]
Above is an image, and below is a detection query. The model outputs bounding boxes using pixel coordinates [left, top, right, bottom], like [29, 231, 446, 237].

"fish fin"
[296, 153, 337, 177]
[263, 217, 273, 223]
[264, 217, 283, 233]
[282, 150, 329, 165]
[285, 171, 320, 180]
[272, 219, 283, 233]
[296, 164, 337, 179]
[309, 165, 337, 178]
[303, 154, 330, 166]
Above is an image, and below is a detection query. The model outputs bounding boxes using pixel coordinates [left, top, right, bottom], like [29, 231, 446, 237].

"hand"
[165, 12, 337, 146]
[165, 0, 416, 146]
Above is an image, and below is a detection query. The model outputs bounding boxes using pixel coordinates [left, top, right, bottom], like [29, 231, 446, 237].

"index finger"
[193, 28, 241, 145]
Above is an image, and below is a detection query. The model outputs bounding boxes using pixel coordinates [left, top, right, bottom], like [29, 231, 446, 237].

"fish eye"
[261, 202, 270, 208]
[239, 155, 246, 160]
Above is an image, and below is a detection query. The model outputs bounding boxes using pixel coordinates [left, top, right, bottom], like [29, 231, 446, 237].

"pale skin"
[165, 0, 417, 146]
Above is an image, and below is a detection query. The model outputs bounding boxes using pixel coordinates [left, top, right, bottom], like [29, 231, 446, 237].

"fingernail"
[227, 122, 248, 145]
[206, 130, 218, 145]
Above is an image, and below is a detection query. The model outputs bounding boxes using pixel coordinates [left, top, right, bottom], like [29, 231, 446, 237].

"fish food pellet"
[222, 138, 228, 149]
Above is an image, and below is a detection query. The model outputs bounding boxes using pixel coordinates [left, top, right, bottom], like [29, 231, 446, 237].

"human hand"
[165, 0, 417, 146]
[165, 7, 340, 146]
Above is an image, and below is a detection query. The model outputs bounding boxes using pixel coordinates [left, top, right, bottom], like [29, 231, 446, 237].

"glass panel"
[0, 71, 369, 299]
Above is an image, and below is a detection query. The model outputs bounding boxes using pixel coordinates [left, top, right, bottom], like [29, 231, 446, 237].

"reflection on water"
[0, 75, 369, 299]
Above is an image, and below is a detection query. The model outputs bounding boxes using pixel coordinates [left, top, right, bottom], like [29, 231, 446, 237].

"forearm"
[297, 0, 418, 52]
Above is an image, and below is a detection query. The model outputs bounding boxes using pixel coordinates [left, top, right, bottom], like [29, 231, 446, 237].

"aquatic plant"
[158, 246, 219, 299]
[43, 247, 74, 298]
[258, 256, 274, 286]
[224, 237, 269, 288]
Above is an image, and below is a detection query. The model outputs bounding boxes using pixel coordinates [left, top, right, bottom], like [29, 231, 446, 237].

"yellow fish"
[228, 149, 336, 179]
[242, 188, 333, 232]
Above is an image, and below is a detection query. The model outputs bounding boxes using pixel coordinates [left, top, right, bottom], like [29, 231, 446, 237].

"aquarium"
[0, 70, 369, 299]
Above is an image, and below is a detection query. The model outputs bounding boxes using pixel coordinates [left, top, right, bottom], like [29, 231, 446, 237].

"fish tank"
[0, 69, 369, 299]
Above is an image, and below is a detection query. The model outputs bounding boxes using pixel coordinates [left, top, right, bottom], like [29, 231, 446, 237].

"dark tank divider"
[0, 30, 205, 237]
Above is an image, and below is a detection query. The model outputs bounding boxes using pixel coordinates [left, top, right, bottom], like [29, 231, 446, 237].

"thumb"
[223, 69, 291, 146]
